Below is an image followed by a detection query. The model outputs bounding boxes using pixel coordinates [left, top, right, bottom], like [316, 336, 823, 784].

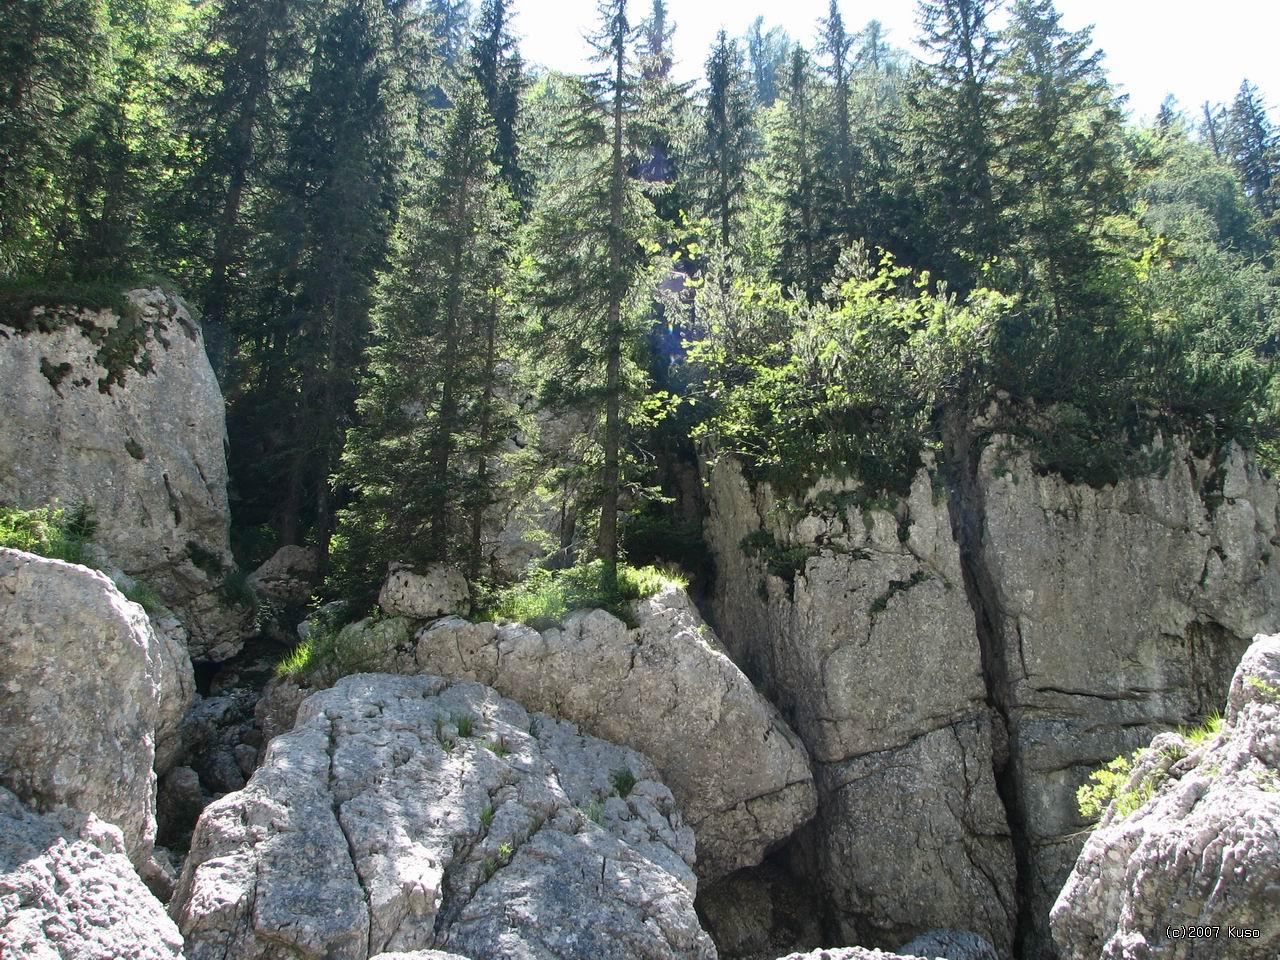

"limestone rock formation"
[0, 786, 184, 960]
[247, 544, 318, 604]
[704, 436, 1280, 956]
[0, 286, 249, 660]
[0, 548, 195, 865]
[704, 460, 1016, 952]
[379, 562, 470, 619]
[172, 673, 716, 960]
[970, 437, 1280, 951]
[1049, 633, 1280, 960]
[347, 585, 816, 881]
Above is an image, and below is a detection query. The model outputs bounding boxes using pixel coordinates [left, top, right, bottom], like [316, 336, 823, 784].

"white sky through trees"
[516, 0, 1278, 121]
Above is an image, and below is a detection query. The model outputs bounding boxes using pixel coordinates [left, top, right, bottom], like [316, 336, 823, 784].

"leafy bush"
[684, 246, 1007, 497]
[1076, 750, 1155, 822]
[0, 504, 97, 565]
[480, 560, 687, 629]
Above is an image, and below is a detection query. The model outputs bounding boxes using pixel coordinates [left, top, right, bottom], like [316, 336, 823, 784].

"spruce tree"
[908, 0, 1003, 291]
[744, 17, 790, 108]
[768, 46, 826, 298]
[997, 0, 1127, 320]
[232, 0, 404, 555]
[817, 0, 857, 246]
[0, 0, 108, 276]
[699, 31, 755, 251]
[1224, 80, 1280, 233]
[522, 0, 664, 594]
[168, 0, 312, 346]
[337, 82, 514, 592]
[470, 0, 528, 204]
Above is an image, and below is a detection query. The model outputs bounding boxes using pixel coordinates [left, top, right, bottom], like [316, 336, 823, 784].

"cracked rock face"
[0, 548, 194, 867]
[355, 585, 817, 882]
[0, 287, 249, 660]
[171, 673, 716, 960]
[703, 459, 1016, 953]
[1049, 633, 1280, 960]
[0, 786, 184, 960]
[974, 437, 1280, 952]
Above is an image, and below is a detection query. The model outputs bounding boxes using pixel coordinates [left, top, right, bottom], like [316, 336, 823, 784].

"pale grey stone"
[379, 562, 469, 619]
[703, 459, 1014, 953]
[171, 673, 715, 960]
[0, 549, 194, 866]
[247, 544, 318, 604]
[1050, 633, 1280, 960]
[0, 287, 250, 659]
[398, 586, 816, 881]
[0, 786, 184, 960]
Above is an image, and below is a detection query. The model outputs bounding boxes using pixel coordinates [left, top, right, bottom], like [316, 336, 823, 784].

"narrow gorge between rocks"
[4, 1, 1280, 956]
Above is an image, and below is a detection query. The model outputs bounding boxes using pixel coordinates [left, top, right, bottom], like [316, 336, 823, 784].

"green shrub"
[611, 767, 637, 798]
[481, 560, 687, 629]
[0, 504, 96, 565]
[1076, 750, 1155, 821]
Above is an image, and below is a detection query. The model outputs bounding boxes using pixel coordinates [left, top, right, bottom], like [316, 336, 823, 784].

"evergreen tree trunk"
[600, 27, 627, 594]
[467, 291, 501, 580]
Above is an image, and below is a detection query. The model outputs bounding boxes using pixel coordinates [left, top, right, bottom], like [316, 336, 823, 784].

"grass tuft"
[480, 560, 687, 629]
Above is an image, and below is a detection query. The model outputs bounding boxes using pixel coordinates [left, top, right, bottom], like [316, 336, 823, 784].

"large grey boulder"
[379, 562, 469, 619]
[704, 459, 1016, 952]
[172, 673, 716, 960]
[0, 286, 249, 660]
[365, 585, 816, 881]
[1049, 633, 1280, 960]
[247, 544, 318, 604]
[0, 786, 184, 960]
[0, 548, 195, 866]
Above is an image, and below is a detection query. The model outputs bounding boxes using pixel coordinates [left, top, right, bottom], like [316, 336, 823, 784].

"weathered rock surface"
[1049, 633, 1280, 960]
[0, 287, 249, 660]
[705, 437, 1280, 956]
[704, 460, 1016, 952]
[0, 548, 194, 865]
[772, 949, 927, 960]
[370, 953, 474, 960]
[898, 930, 999, 960]
[350, 585, 816, 881]
[0, 786, 184, 960]
[172, 673, 716, 960]
[379, 563, 470, 620]
[247, 544, 318, 604]
[970, 437, 1280, 952]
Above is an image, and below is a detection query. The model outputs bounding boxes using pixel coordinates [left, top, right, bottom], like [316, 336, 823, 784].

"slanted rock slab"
[172, 673, 716, 960]
[406, 585, 816, 881]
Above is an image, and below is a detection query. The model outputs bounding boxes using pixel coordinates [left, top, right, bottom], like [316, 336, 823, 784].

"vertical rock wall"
[704, 460, 1018, 955]
[703, 435, 1280, 958]
[962, 436, 1280, 956]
